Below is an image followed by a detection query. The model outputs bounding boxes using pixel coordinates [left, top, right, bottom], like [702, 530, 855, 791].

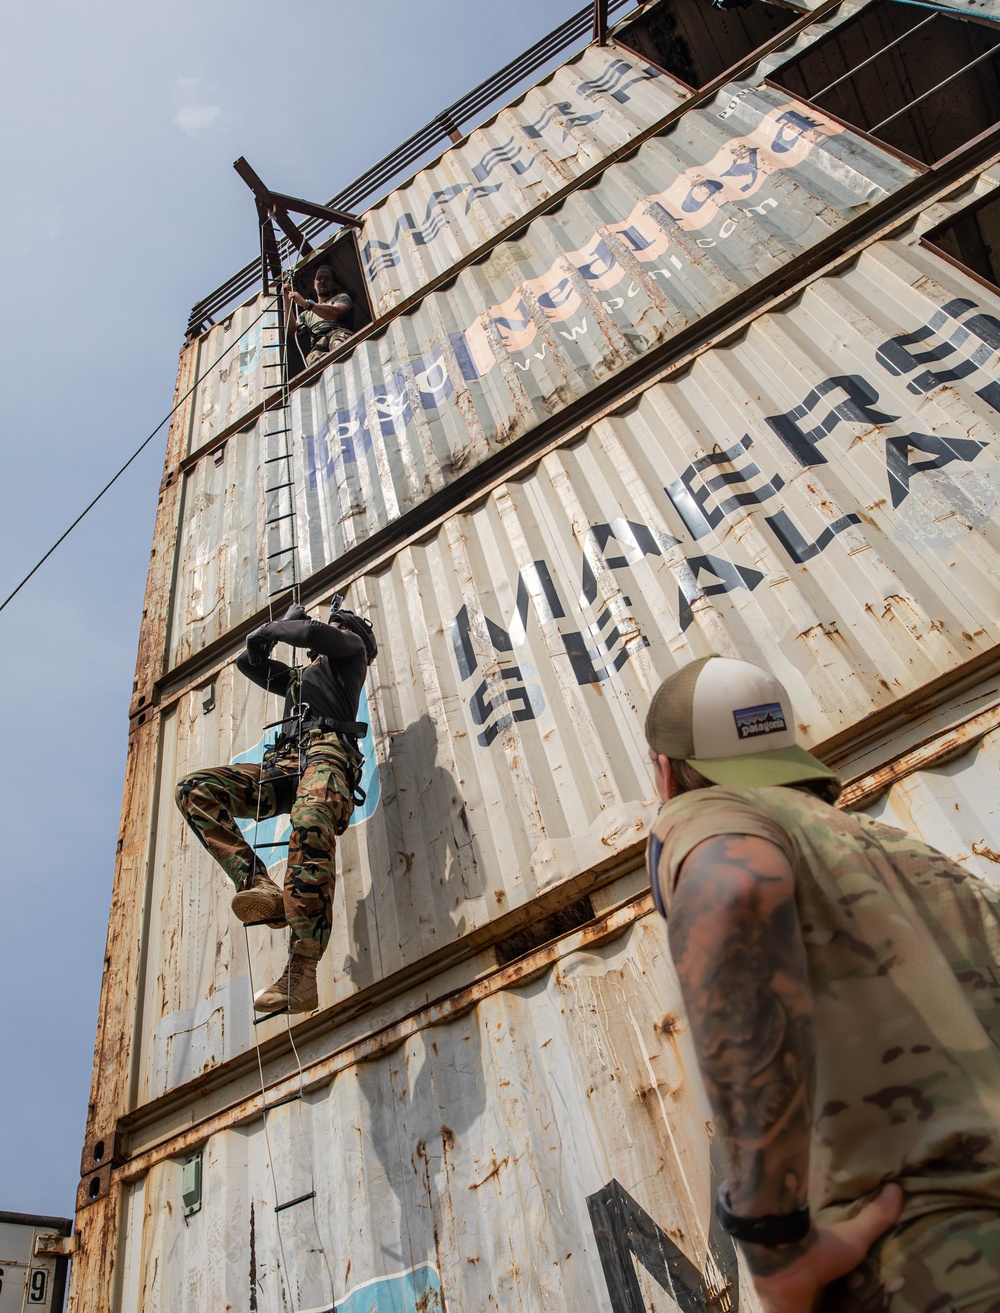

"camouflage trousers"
[175, 732, 358, 960]
[823, 1209, 1000, 1312]
[305, 325, 352, 367]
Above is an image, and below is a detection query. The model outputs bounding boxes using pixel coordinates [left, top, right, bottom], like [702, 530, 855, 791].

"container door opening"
[286, 234, 373, 379]
[923, 188, 1000, 296]
[768, 0, 1000, 167]
[614, 0, 797, 90]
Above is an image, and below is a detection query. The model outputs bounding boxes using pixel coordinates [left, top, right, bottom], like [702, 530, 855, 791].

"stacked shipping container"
[73, 1, 1000, 1310]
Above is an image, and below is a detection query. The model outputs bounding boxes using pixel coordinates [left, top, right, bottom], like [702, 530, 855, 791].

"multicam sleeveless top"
[648, 784, 1000, 1227]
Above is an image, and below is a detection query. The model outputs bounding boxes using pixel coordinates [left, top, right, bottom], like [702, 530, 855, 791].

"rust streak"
[468, 1155, 510, 1190]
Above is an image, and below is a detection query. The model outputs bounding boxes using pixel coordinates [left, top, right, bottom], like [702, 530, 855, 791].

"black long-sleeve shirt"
[236, 617, 368, 739]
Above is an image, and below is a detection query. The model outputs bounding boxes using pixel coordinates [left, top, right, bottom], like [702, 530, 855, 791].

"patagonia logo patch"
[733, 702, 787, 740]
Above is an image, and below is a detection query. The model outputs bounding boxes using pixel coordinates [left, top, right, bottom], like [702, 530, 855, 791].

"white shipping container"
[0, 1215, 70, 1313]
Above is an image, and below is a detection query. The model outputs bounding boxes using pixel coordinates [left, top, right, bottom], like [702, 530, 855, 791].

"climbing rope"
[240, 214, 338, 1313]
[0, 301, 277, 616]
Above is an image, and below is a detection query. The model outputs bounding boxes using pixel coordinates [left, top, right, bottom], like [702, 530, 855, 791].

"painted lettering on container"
[447, 307, 996, 743]
[588, 1167, 738, 1312]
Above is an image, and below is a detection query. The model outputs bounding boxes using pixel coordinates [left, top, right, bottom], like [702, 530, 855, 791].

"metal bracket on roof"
[235, 156, 362, 295]
[235, 157, 362, 246]
[34, 1234, 78, 1259]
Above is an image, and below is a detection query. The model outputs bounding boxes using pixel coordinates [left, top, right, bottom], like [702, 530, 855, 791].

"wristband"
[715, 1187, 811, 1248]
[306, 299, 316, 310]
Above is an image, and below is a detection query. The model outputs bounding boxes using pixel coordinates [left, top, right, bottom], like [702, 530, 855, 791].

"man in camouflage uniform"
[284, 264, 354, 367]
[176, 599, 376, 1014]
[644, 655, 1000, 1313]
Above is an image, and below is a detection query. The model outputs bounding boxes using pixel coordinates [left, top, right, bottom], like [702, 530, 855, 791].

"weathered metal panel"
[361, 43, 689, 315]
[180, 203, 1000, 695]
[781, 0, 1000, 11]
[296, 85, 911, 537]
[184, 73, 915, 462]
[0, 1214, 70, 1313]
[120, 916, 752, 1313]
[297, 88, 910, 577]
[168, 419, 264, 667]
[864, 724, 1000, 888]
[359, 1, 894, 312]
[173, 91, 916, 666]
[117, 698, 1000, 1312]
[188, 300, 278, 453]
[150, 216, 1000, 1099]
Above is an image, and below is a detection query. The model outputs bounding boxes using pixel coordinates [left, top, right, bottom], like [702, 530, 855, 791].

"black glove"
[245, 623, 275, 667]
[283, 603, 308, 622]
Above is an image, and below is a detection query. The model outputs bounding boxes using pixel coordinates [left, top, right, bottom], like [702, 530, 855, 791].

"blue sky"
[0, 0, 588, 1218]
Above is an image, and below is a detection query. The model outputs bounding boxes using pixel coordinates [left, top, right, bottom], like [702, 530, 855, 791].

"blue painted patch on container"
[231, 688, 379, 858]
[337, 1264, 444, 1313]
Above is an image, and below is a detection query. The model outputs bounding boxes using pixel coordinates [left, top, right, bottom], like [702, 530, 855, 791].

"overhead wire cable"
[0, 301, 273, 616]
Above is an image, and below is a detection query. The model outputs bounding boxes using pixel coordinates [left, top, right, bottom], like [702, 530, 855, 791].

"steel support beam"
[264, 188, 363, 229]
[594, 0, 609, 45]
[235, 157, 313, 255]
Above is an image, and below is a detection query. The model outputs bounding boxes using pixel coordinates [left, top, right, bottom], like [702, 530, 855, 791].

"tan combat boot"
[232, 869, 286, 927]
[253, 950, 319, 1014]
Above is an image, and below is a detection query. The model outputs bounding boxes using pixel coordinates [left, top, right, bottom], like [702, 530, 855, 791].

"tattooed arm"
[668, 833, 901, 1312]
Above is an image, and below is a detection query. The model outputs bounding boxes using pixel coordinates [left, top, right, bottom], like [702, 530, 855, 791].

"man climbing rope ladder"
[175, 598, 377, 1014]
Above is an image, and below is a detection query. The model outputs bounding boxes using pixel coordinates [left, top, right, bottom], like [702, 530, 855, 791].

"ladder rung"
[267, 547, 296, 560]
[264, 1091, 302, 1112]
[266, 481, 294, 492]
[265, 453, 292, 462]
[253, 841, 290, 848]
[275, 1191, 316, 1214]
[243, 919, 284, 927]
[253, 1007, 288, 1025]
[266, 512, 295, 524]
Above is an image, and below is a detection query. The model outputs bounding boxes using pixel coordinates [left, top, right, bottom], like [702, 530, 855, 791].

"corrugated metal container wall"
[118, 916, 751, 1313]
[361, 0, 876, 309]
[169, 90, 919, 666]
[170, 200, 1000, 666]
[182, 10, 914, 462]
[868, 727, 1000, 887]
[187, 301, 278, 452]
[295, 85, 912, 555]
[111, 706, 1000, 1311]
[361, 43, 690, 314]
[148, 221, 1000, 1098]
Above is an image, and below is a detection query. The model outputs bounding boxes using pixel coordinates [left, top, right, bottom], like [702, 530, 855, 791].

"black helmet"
[329, 596, 377, 665]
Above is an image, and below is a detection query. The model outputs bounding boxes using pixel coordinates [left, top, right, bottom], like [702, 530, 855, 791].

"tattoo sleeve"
[667, 834, 816, 1273]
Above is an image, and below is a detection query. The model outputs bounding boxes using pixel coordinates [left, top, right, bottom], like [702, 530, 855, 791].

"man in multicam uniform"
[284, 264, 354, 367]
[176, 599, 377, 1014]
[644, 655, 1000, 1313]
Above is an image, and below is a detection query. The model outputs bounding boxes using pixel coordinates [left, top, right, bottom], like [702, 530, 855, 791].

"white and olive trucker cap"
[644, 655, 837, 788]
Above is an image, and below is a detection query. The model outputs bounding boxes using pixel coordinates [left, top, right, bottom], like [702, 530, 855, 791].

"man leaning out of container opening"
[645, 654, 1000, 1313]
[284, 264, 354, 367]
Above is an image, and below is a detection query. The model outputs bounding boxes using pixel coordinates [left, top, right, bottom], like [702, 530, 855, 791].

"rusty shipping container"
[73, 1, 1000, 1310]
